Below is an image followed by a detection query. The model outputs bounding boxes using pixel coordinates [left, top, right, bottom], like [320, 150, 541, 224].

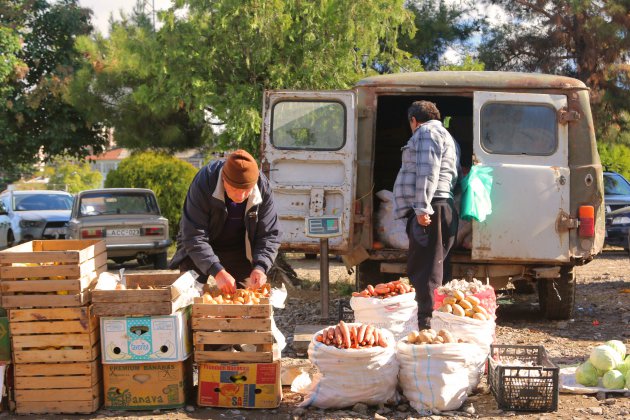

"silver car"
[67, 188, 171, 268]
[0, 190, 73, 247]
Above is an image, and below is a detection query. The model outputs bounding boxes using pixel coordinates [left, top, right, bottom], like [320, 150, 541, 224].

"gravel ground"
[11, 250, 630, 419]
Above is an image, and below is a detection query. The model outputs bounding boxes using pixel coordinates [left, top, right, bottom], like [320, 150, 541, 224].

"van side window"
[271, 101, 345, 150]
[480, 103, 557, 155]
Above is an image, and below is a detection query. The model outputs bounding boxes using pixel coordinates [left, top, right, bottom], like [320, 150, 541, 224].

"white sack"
[430, 310, 495, 353]
[397, 339, 486, 413]
[375, 190, 409, 249]
[351, 292, 418, 342]
[301, 325, 398, 409]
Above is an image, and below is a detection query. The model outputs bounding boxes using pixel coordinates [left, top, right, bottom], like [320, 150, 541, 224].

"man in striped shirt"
[393, 100, 459, 329]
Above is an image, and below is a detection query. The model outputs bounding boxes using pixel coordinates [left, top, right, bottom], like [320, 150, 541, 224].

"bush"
[105, 152, 198, 239]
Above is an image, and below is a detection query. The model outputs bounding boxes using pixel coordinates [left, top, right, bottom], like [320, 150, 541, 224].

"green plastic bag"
[460, 165, 493, 222]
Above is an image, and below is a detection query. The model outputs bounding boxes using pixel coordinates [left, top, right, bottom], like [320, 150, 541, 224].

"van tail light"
[142, 227, 164, 236]
[81, 228, 104, 239]
[578, 205, 595, 237]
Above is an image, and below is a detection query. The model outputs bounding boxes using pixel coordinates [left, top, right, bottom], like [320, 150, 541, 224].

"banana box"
[101, 307, 191, 364]
[103, 358, 192, 410]
[198, 361, 281, 408]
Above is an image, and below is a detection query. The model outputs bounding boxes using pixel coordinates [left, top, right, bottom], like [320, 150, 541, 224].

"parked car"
[0, 189, 73, 247]
[262, 71, 605, 320]
[603, 171, 630, 251]
[67, 188, 171, 269]
[0, 200, 11, 249]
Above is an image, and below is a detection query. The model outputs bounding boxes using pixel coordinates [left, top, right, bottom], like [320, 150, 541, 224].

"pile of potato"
[351, 280, 414, 299]
[315, 321, 389, 349]
[407, 328, 468, 345]
[201, 283, 270, 305]
[438, 290, 491, 320]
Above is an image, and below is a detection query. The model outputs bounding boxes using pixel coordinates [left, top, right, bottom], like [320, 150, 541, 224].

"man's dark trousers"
[406, 198, 458, 329]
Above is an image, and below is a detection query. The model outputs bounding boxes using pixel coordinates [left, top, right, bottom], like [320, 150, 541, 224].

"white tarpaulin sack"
[430, 310, 495, 352]
[301, 325, 398, 409]
[375, 190, 409, 249]
[397, 339, 486, 413]
[351, 292, 418, 342]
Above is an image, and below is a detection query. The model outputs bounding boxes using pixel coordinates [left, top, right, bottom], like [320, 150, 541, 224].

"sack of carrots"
[350, 279, 418, 342]
[300, 322, 398, 409]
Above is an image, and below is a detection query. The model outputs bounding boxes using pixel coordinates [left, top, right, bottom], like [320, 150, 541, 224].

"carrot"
[372, 328, 380, 347]
[363, 324, 374, 345]
[334, 325, 343, 347]
[350, 325, 358, 349]
[352, 292, 360, 297]
[357, 324, 368, 344]
[377, 330, 388, 348]
[315, 334, 324, 342]
[339, 321, 351, 349]
[326, 327, 335, 341]
[367, 285, 375, 296]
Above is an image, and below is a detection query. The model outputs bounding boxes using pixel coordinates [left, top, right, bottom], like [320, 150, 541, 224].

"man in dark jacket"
[169, 150, 280, 294]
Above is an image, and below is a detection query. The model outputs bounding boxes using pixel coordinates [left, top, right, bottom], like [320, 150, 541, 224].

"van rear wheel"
[537, 267, 575, 320]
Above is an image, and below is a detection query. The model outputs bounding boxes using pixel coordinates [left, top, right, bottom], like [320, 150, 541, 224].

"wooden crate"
[92, 271, 187, 316]
[9, 306, 100, 363]
[0, 240, 106, 308]
[14, 359, 102, 414]
[192, 298, 274, 363]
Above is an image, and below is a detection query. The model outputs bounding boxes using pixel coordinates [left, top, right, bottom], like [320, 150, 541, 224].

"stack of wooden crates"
[0, 239, 106, 415]
[193, 295, 282, 408]
[94, 272, 193, 411]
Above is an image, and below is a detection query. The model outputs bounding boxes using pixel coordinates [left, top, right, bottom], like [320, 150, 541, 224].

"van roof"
[356, 71, 587, 90]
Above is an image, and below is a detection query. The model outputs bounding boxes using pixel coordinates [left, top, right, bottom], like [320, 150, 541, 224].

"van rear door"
[472, 91, 570, 262]
[261, 91, 357, 253]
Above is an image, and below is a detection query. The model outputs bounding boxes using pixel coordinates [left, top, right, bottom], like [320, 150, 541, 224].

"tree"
[478, 1, 630, 144]
[0, 0, 109, 179]
[68, 2, 210, 152]
[73, 0, 419, 155]
[105, 152, 198, 239]
[44, 157, 102, 193]
[400, 0, 484, 70]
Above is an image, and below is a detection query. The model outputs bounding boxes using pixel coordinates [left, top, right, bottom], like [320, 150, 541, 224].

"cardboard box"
[198, 361, 281, 408]
[101, 308, 191, 364]
[103, 359, 192, 410]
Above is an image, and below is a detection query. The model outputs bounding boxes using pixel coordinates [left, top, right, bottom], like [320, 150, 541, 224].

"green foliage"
[401, 0, 484, 70]
[0, 0, 108, 179]
[104, 152, 198, 239]
[44, 157, 102, 193]
[440, 55, 485, 71]
[479, 1, 630, 142]
[598, 143, 630, 180]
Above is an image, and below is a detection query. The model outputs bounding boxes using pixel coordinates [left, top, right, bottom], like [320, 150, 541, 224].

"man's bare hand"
[248, 269, 267, 290]
[214, 269, 237, 294]
[417, 213, 431, 226]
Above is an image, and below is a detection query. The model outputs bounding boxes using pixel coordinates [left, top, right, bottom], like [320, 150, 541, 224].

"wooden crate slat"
[92, 288, 173, 303]
[91, 301, 174, 317]
[192, 317, 271, 331]
[9, 306, 89, 322]
[2, 277, 87, 293]
[15, 398, 101, 415]
[13, 329, 98, 348]
[124, 271, 181, 287]
[11, 319, 96, 335]
[15, 360, 98, 376]
[0, 240, 105, 264]
[193, 302, 272, 318]
[195, 331, 273, 345]
[14, 341, 100, 363]
[0, 251, 107, 279]
[15, 381, 101, 402]
[194, 350, 273, 363]
[3, 292, 88, 309]
[15, 364, 101, 390]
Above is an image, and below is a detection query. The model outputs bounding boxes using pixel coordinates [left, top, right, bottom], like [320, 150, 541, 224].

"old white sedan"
[67, 188, 171, 268]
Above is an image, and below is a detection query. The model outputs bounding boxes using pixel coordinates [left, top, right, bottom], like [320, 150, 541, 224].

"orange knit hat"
[222, 150, 259, 189]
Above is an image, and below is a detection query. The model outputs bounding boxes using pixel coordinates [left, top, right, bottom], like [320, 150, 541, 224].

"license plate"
[43, 227, 66, 236]
[107, 228, 140, 237]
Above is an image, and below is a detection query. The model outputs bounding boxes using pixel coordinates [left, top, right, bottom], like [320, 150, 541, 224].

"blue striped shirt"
[393, 120, 458, 218]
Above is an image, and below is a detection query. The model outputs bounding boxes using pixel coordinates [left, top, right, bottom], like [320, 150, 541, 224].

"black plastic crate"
[488, 344, 559, 412]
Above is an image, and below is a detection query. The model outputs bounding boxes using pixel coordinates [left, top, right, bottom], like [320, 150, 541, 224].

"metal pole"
[320, 238, 329, 320]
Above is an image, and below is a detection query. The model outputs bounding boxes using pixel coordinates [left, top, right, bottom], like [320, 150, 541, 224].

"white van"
[261, 71, 605, 320]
